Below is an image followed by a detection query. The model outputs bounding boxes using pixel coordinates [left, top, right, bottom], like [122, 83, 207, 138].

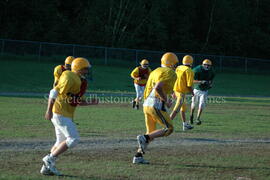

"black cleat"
[135, 104, 139, 110]
[132, 101, 136, 109]
[196, 119, 202, 125]
[183, 123, 194, 131]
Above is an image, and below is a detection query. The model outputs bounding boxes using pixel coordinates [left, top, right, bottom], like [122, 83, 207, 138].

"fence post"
[219, 56, 222, 72]
[38, 42, 42, 61]
[104, 47, 108, 65]
[1, 40, 5, 55]
[245, 58, 248, 73]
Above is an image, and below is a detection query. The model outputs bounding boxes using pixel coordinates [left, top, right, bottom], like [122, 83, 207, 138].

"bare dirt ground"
[1, 137, 270, 152]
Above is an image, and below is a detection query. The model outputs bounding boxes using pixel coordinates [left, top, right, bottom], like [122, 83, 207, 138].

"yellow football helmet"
[161, 52, 179, 67]
[202, 59, 212, 65]
[71, 57, 91, 72]
[65, 56, 75, 65]
[182, 55, 193, 65]
[140, 59, 149, 65]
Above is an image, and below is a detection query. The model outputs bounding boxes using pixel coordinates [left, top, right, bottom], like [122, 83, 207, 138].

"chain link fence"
[1, 39, 270, 73]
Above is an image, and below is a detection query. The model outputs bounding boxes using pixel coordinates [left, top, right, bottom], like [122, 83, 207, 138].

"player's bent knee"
[66, 137, 80, 148]
[164, 127, 174, 136]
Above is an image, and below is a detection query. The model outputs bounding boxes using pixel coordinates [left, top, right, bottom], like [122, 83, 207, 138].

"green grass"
[0, 96, 270, 179]
[1, 145, 270, 180]
[1, 59, 134, 93]
[1, 58, 270, 96]
[1, 96, 270, 140]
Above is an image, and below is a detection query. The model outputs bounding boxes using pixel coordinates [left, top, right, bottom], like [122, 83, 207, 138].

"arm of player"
[194, 80, 208, 84]
[187, 86, 194, 96]
[53, 67, 61, 87]
[45, 89, 58, 120]
[193, 80, 201, 84]
[130, 68, 141, 81]
[187, 70, 195, 96]
[155, 82, 172, 108]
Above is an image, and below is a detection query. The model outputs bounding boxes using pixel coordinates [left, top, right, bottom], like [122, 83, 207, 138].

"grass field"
[0, 96, 270, 179]
[1, 56, 270, 179]
[1, 59, 270, 96]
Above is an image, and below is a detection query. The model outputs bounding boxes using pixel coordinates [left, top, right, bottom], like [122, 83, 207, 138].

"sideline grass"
[1, 59, 270, 96]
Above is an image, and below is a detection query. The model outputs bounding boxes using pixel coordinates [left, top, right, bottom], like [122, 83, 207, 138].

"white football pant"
[191, 89, 208, 110]
[134, 83, 145, 100]
[51, 113, 80, 148]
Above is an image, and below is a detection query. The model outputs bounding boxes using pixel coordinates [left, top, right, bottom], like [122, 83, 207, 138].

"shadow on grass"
[180, 138, 270, 144]
[182, 164, 270, 170]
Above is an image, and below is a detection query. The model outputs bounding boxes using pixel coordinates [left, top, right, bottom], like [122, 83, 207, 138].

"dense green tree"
[0, 0, 269, 59]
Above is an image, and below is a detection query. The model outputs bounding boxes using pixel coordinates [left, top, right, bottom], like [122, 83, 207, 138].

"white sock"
[49, 153, 56, 159]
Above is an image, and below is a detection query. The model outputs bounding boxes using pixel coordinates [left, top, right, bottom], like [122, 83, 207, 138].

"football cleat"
[132, 101, 136, 109]
[183, 123, 194, 131]
[42, 155, 62, 176]
[196, 119, 202, 125]
[133, 156, 149, 164]
[137, 135, 148, 154]
[135, 104, 139, 110]
[40, 164, 54, 175]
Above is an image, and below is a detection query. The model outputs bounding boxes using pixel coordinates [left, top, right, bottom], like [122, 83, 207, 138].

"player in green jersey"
[190, 59, 215, 125]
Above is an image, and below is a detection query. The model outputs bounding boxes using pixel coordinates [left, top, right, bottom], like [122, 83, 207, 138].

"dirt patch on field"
[1, 137, 270, 152]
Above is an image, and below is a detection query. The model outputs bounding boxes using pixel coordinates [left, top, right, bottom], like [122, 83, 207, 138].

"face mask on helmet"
[65, 64, 72, 70]
[202, 64, 211, 70]
[173, 62, 179, 70]
[141, 64, 149, 69]
[79, 67, 92, 80]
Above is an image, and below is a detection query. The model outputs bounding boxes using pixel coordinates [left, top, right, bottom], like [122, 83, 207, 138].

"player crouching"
[40, 57, 98, 176]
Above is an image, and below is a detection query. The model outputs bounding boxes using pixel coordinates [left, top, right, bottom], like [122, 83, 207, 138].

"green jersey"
[193, 65, 215, 91]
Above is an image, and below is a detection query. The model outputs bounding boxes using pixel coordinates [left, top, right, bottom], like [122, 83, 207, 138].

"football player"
[40, 57, 98, 176]
[130, 59, 151, 109]
[190, 59, 215, 125]
[53, 56, 75, 87]
[170, 55, 194, 131]
[132, 52, 178, 164]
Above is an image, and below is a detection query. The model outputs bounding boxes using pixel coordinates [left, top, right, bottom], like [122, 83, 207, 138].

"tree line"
[0, 0, 269, 59]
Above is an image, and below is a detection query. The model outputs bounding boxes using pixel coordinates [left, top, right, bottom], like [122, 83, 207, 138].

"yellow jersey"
[53, 71, 82, 118]
[130, 67, 151, 86]
[174, 65, 194, 93]
[54, 65, 66, 86]
[144, 67, 176, 100]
